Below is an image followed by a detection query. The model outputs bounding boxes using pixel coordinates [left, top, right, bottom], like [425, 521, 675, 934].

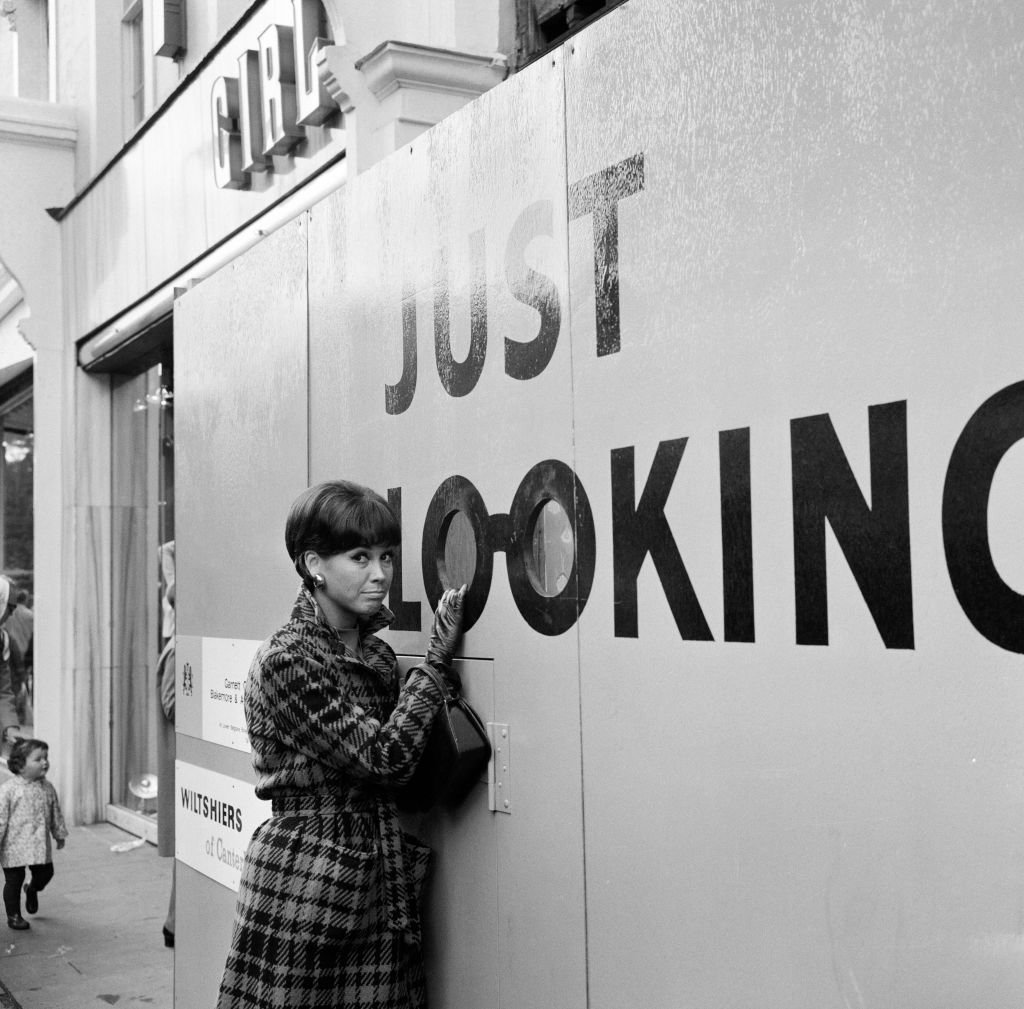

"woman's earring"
[312, 573, 326, 590]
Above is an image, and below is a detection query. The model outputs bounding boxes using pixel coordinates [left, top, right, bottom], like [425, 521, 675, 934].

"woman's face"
[308, 544, 395, 629]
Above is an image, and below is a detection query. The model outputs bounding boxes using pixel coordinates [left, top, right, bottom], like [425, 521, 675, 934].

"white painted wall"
[62, 0, 510, 345]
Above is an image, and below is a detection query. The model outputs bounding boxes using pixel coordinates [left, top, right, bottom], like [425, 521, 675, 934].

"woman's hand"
[426, 585, 467, 671]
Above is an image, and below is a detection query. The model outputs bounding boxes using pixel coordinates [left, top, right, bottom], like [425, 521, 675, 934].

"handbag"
[397, 665, 491, 812]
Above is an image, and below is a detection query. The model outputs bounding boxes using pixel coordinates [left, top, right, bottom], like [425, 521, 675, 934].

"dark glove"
[425, 585, 466, 673]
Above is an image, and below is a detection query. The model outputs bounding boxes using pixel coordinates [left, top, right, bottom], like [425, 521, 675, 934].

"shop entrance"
[105, 347, 174, 842]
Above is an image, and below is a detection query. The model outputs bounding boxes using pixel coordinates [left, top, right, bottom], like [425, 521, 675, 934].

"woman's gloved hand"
[426, 585, 467, 679]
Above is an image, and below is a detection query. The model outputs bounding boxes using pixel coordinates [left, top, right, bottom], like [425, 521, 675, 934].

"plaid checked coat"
[216, 588, 448, 1009]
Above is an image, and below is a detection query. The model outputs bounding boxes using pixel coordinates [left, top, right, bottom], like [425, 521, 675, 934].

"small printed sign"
[175, 761, 272, 892]
[202, 637, 260, 750]
[176, 636, 262, 749]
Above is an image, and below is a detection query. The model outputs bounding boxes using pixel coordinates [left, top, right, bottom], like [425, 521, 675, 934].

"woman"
[216, 480, 465, 1009]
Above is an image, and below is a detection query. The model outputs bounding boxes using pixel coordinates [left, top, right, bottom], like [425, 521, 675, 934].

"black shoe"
[7, 915, 29, 931]
[23, 884, 37, 915]
[162, 926, 174, 948]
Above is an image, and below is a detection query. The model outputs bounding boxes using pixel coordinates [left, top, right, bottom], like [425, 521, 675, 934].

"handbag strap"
[415, 662, 492, 760]
[413, 662, 453, 701]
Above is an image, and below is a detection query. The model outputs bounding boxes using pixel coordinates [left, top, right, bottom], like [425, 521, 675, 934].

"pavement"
[0, 766, 173, 1009]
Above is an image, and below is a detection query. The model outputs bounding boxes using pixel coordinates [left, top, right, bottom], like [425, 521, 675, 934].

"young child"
[0, 738, 67, 930]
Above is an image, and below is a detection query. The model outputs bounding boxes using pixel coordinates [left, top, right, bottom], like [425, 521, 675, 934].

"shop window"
[109, 360, 174, 826]
[0, 393, 33, 739]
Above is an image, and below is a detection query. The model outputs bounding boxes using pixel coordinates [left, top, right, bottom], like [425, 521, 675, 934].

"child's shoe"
[7, 915, 29, 930]
[23, 884, 37, 914]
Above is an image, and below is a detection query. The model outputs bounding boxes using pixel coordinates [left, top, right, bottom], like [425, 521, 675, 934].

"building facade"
[2, 0, 1024, 1007]
[1, 0, 519, 817]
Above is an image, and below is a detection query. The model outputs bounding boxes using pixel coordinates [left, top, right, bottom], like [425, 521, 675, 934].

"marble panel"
[69, 503, 111, 824]
[74, 368, 112, 508]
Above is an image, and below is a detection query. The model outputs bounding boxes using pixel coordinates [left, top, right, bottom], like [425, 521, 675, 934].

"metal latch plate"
[487, 722, 511, 814]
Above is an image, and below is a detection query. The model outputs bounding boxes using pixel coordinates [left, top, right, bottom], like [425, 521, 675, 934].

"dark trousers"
[3, 863, 54, 917]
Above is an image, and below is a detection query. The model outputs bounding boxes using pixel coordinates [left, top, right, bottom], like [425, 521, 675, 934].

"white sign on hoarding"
[177, 635, 262, 750]
[202, 637, 260, 750]
[175, 761, 271, 893]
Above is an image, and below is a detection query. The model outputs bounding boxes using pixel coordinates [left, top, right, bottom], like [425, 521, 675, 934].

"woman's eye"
[381, 551, 394, 564]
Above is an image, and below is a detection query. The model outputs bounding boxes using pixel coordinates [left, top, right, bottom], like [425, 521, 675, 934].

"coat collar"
[289, 585, 394, 640]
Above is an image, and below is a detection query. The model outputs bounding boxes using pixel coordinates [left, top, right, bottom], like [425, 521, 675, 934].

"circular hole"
[440, 510, 477, 590]
[527, 499, 574, 598]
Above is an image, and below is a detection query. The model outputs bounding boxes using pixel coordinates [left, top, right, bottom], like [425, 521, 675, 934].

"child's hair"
[8, 737, 48, 776]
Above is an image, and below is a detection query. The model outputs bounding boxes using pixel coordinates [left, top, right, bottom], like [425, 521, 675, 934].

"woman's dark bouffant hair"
[285, 481, 401, 591]
[8, 737, 49, 775]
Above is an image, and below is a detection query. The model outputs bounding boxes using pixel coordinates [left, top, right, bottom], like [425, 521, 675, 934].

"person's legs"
[24, 862, 53, 914]
[163, 871, 176, 946]
[165, 871, 175, 931]
[3, 866, 26, 919]
[27, 863, 53, 893]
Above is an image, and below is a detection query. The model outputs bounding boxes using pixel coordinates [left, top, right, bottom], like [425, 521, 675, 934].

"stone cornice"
[0, 96, 77, 150]
[354, 40, 508, 101]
